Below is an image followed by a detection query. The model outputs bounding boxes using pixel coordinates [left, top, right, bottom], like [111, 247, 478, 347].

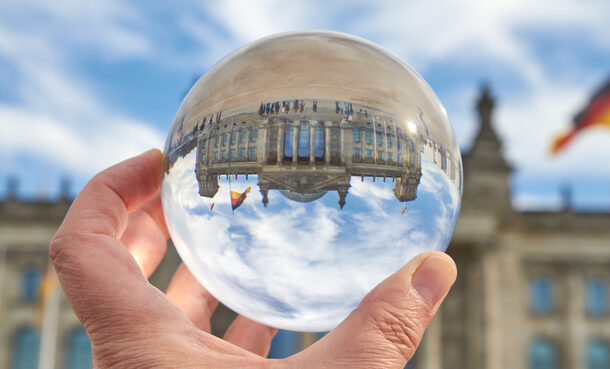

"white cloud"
[0, 105, 164, 176]
[0, 1, 163, 184]
[1, 0, 152, 60]
[161, 151, 460, 331]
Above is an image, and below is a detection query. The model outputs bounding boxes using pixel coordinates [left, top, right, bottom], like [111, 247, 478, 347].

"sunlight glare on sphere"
[161, 31, 462, 332]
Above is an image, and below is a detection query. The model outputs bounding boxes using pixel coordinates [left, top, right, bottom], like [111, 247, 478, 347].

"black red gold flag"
[552, 79, 610, 154]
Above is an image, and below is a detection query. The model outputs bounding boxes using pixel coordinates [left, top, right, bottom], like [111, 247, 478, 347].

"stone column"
[420, 315, 442, 369]
[245, 128, 250, 160]
[484, 249, 501, 369]
[277, 125, 284, 165]
[259, 124, 267, 165]
[566, 268, 583, 369]
[340, 122, 346, 164]
[325, 121, 332, 165]
[292, 124, 298, 164]
[309, 122, 315, 164]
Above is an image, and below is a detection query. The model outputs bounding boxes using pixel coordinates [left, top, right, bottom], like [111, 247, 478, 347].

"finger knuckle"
[49, 233, 71, 267]
[367, 302, 425, 359]
[50, 234, 77, 264]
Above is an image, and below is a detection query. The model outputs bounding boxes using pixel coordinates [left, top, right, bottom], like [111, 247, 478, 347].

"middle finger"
[165, 263, 219, 332]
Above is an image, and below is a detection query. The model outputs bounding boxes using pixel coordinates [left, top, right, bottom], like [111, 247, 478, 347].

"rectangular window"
[239, 148, 245, 157]
[215, 135, 220, 147]
[354, 148, 360, 158]
[250, 147, 256, 157]
[240, 128, 247, 143]
[378, 151, 383, 160]
[353, 127, 360, 143]
[222, 133, 227, 146]
[230, 149, 235, 158]
[396, 129, 401, 150]
[586, 280, 608, 315]
[387, 135, 392, 148]
[314, 125, 324, 159]
[21, 268, 42, 302]
[376, 131, 382, 146]
[388, 152, 392, 161]
[410, 157, 415, 166]
[221, 151, 226, 159]
[366, 149, 372, 159]
[214, 152, 218, 160]
[231, 132, 236, 145]
[530, 278, 554, 314]
[298, 121, 310, 159]
[251, 127, 258, 142]
[365, 129, 372, 145]
[409, 140, 415, 152]
[284, 127, 294, 159]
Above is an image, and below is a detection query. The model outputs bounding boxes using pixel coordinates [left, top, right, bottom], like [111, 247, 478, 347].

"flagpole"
[0, 248, 6, 301]
[38, 267, 60, 369]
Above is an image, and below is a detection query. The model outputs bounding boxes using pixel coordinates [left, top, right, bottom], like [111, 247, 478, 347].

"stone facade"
[412, 87, 610, 369]
[192, 99, 429, 208]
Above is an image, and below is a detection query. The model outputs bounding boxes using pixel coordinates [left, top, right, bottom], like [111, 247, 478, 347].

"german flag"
[551, 79, 610, 154]
[231, 187, 251, 211]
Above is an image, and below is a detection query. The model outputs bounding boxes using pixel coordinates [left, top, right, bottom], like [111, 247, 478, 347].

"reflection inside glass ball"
[161, 31, 462, 331]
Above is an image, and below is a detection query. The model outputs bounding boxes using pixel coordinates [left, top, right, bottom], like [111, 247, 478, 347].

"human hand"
[50, 149, 457, 368]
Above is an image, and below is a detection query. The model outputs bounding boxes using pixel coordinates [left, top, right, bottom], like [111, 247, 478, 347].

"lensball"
[161, 31, 462, 332]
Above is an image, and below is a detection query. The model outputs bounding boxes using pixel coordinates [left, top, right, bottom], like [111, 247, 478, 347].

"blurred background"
[0, 1, 608, 368]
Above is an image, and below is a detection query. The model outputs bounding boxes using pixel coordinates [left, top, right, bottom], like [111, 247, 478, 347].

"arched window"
[12, 326, 40, 369]
[64, 327, 92, 369]
[587, 339, 609, 369]
[529, 338, 559, 369]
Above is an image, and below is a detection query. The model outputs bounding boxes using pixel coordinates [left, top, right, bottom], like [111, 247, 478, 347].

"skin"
[49, 149, 457, 369]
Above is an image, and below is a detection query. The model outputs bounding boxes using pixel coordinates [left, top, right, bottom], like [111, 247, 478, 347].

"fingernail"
[411, 254, 456, 306]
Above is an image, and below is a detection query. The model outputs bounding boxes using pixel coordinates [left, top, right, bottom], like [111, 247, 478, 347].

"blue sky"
[0, 0, 609, 210]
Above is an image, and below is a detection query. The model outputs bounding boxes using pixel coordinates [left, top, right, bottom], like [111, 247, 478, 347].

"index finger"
[50, 149, 168, 334]
[54, 149, 164, 240]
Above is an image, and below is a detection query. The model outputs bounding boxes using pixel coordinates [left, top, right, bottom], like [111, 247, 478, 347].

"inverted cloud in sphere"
[161, 150, 460, 330]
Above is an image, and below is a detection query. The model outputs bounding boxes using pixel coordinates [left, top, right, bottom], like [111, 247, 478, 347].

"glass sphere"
[161, 31, 462, 332]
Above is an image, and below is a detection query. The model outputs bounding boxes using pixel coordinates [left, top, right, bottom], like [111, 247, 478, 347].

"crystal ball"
[161, 31, 462, 332]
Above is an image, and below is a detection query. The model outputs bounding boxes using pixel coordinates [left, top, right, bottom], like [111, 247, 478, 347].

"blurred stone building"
[412, 87, 610, 369]
[1, 86, 608, 368]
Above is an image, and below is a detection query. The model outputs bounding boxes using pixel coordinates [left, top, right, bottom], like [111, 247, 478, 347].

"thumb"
[290, 251, 456, 369]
